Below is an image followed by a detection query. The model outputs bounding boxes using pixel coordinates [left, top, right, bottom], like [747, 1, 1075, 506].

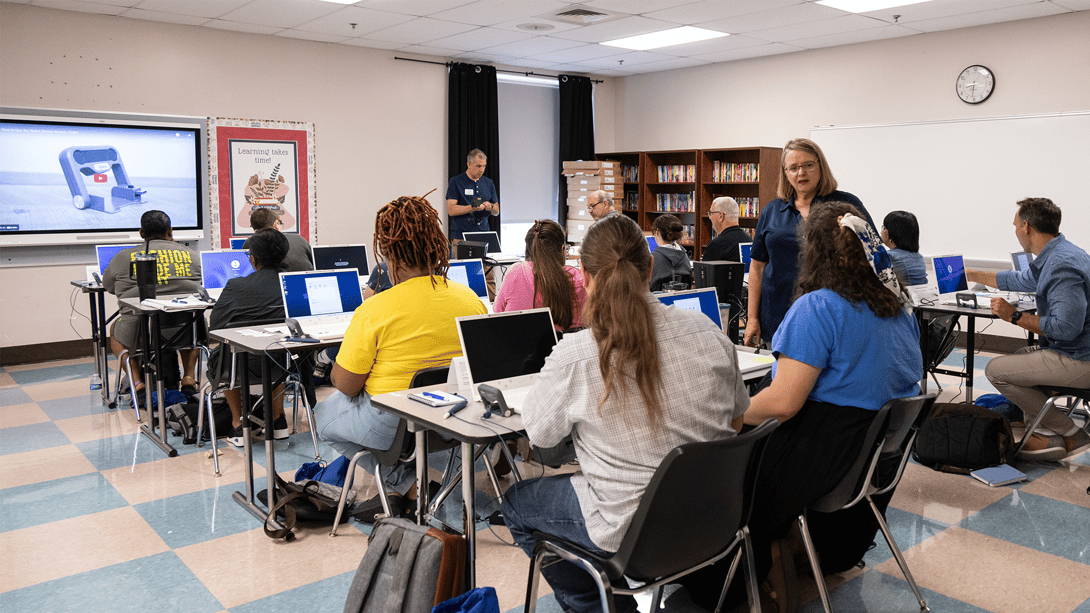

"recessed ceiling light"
[601, 26, 727, 51]
[817, 0, 932, 13]
[517, 23, 555, 32]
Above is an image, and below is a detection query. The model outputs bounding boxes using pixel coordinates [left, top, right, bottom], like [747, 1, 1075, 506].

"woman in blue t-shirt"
[682, 201, 922, 611]
[882, 210, 928, 286]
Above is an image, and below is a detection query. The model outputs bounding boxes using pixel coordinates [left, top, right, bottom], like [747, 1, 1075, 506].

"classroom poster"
[207, 118, 316, 249]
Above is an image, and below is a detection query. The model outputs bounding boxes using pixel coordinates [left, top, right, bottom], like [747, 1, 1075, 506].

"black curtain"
[558, 74, 596, 224]
[448, 62, 500, 235]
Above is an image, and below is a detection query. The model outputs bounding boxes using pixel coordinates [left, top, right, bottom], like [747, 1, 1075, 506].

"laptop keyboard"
[302, 313, 353, 339]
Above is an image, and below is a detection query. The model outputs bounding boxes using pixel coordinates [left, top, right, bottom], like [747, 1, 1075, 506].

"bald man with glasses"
[586, 190, 618, 222]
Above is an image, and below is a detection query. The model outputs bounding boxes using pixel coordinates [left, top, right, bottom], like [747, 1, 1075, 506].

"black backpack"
[913, 403, 1015, 474]
[166, 397, 233, 445]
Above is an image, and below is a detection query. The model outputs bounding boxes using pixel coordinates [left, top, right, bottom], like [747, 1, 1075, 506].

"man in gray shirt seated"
[245, 208, 313, 272]
[967, 197, 1090, 460]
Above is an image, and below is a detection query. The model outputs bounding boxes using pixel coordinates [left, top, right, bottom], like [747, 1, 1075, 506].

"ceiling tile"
[480, 35, 586, 57]
[616, 56, 710, 74]
[854, 0, 1039, 24]
[1050, 0, 1090, 9]
[582, 0, 698, 15]
[574, 49, 679, 69]
[706, 2, 846, 34]
[203, 19, 282, 35]
[357, 0, 476, 17]
[497, 58, 560, 70]
[691, 41, 803, 63]
[363, 16, 477, 44]
[748, 13, 885, 44]
[431, 0, 570, 27]
[642, 0, 800, 25]
[132, 0, 250, 19]
[649, 32, 768, 57]
[217, 0, 343, 29]
[425, 26, 530, 52]
[527, 42, 629, 64]
[275, 29, 351, 44]
[548, 15, 681, 43]
[294, 6, 413, 37]
[65, 0, 136, 6]
[119, 7, 207, 25]
[397, 44, 460, 57]
[789, 23, 922, 50]
[907, 1, 1068, 32]
[31, 0, 123, 15]
[340, 37, 407, 50]
[486, 14, 584, 34]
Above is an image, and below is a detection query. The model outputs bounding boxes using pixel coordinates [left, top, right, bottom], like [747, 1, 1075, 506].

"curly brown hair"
[581, 214, 663, 429]
[797, 201, 902, 318]
[373, 195, 449, 286]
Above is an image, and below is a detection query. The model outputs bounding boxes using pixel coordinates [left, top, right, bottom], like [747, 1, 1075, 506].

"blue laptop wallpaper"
[200, 250, 255, 289]
[934, 254, 969, 294]
[656, 287, 722, 329]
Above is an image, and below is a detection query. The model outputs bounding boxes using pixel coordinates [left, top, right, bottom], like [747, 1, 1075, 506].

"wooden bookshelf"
[596, 151, 641, 225]
[596, 146, 781, 259]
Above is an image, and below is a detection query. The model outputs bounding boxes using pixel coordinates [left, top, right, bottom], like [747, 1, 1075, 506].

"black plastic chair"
[796, 393, 938, 613]
[524, 419, 779, 613]
[1013, 386, 1090, 457]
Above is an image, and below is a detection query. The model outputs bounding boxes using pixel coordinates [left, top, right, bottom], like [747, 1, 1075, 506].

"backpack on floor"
[344, 517, 466, 613]
[166, 397, 233, 445]
[913, 402, 1014, 474]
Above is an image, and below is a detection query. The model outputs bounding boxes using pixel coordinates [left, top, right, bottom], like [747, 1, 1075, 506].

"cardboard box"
[562, 160, 618, 170]
[568, 207, 592, 220]
[568, 185, 620, 197]
[566, 175, 620, 186]
[567, 220, 592, 242]
[563, 168, 616, 177]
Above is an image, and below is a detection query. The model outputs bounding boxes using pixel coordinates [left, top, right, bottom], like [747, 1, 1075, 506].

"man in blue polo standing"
[446, 148, 500, 240]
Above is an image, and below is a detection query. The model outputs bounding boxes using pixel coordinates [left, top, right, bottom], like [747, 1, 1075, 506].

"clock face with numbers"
[956, 65, 995, 104]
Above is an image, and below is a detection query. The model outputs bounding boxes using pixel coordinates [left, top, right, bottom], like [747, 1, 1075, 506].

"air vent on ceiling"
[542, 6, 626, 26]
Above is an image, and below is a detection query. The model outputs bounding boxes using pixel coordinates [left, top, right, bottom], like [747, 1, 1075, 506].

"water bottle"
[89, 374, 103, 407]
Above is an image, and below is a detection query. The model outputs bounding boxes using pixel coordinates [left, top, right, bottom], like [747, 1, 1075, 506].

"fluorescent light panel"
[601, 26, 727, 51]
[817, 0, 932, 13]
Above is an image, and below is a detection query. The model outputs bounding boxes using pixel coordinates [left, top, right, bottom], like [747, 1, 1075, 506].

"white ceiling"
[5, 0, 1088, 76]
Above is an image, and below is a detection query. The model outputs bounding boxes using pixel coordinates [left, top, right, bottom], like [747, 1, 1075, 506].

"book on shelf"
[711, 161, 759, 182]
[653, 192, 696, 212]
[621, 164, 639, 182]
[736, 197, 761, 217]
[656, 164, 695, 182]
[624, 192, 639, 211]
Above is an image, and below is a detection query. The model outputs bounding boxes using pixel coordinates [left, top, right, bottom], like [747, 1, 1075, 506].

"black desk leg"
[86, 291, 106, 401]
[919, 311, 929, 393]
[965, 316, 976, 403]
[462, 441, 477, 589]
[139, 311, 177, 456]
[97, 292, 109, 401]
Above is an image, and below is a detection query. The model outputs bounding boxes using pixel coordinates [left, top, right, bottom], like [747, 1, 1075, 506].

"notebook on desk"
[277, 268, 364, 339]
[199, 249, 255, 298]
[447, 258, 491, 310]
[455, 308, 558, 409]
[313, 244, 368, 275]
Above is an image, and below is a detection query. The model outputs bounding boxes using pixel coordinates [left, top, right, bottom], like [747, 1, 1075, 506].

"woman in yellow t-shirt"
[315, 195, 486, 517]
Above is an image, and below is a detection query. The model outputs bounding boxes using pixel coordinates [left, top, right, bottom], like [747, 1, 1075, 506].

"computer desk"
[119, 296, 214, 456]
[208, 325, 335, 535]
[370, 345, 773, 588]
[71, 280, 114, 404]
[916, 297, 1035, 402]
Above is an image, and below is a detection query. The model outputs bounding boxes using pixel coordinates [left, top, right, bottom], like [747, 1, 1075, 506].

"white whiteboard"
[812, 112, 1090, 264]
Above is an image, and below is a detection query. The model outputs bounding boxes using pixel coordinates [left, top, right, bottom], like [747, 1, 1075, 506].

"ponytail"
[526, 220, 577, 330]
[581, 215, 663, 428]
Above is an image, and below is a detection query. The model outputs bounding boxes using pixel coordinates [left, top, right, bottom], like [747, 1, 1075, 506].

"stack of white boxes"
[563, 160, 620, 244]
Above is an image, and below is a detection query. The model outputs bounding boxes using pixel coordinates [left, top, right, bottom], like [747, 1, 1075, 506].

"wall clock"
[956, 65, 995, 104]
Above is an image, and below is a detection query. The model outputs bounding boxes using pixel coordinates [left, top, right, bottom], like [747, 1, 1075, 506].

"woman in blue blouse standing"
[744, 138, 876, 347]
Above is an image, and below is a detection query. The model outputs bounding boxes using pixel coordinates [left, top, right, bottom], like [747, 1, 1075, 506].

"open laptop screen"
[462, 231, 502, 253]
[229, 238, 247, 250]
[200, 250, 255, 289]
[95, 244, 136, 275]
[279, 269, 363, 319]
[738, 242, 752, 273]
[646, 235, 658, 252]
[457, 309, 558, 385]
[933, 254, 969, 294]
[313, 244, 368, 275]
[1011, 251, 1034, 272]
[657, 287, 722, 329]
[447, 259, 488, 300]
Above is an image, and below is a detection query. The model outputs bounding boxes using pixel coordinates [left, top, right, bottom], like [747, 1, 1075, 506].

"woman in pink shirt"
[494, 219, 587, 330]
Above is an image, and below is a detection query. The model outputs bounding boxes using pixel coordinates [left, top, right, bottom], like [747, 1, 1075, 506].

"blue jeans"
[315, 390, 416, 496]
[501, 475, 637, 613]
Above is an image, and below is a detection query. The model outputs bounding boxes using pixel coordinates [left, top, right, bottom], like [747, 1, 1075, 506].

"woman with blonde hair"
[501, 214, 749, 613]
[493, 219, 586, 330]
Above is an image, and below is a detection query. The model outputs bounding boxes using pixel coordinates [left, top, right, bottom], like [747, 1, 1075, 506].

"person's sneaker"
[1062, 428, 1090, 456]
[1018, 433, 1068, 461]
[272, 415, 290, 440]
[224, 425, 249, 448]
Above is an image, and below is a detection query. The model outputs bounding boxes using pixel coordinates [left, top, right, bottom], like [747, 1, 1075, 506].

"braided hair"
[373, 194, 449, 286]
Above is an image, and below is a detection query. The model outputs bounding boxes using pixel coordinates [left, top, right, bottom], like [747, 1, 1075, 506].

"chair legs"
[1013, 393, 1085, 457]
[798, 502, 929, 613]
[525, 541, 617, 613]
[286, 377, 321, 461]
[196, 383, 222, 477]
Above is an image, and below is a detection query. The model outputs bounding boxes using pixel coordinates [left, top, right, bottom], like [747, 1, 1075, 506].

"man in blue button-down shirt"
[968, 198, 1090, 460]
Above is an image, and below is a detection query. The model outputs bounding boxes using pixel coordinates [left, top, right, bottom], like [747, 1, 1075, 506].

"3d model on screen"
[59, 145, 146, 213]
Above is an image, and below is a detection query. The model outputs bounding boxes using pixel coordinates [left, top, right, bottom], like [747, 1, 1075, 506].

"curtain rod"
[394, 56, 603, 83]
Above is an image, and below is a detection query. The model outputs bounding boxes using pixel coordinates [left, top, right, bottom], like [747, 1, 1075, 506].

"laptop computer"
[199, 249, 255, 298]
[1011, 251, 1034, 272]
[455, 308, 558, 409]
[95, 244, 136, 276]
[313, 244, 368, 275]
[229, 237, 247, 250]
[738, 242, 752, 273]
[646, 235, 658, 252]
[447, 258, 491, 310]
[656, 287, 723, 330]
[462, 231, 522, 260]
[933, 254, 969, 295]
[277, 268, 364, 338]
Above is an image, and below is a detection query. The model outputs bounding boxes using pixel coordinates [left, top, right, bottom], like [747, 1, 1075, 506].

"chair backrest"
[811, 394, 937, 513]
[372, 365, 453, 466]
[411, 366, 450, 388]
[607, 419, 779, 583]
